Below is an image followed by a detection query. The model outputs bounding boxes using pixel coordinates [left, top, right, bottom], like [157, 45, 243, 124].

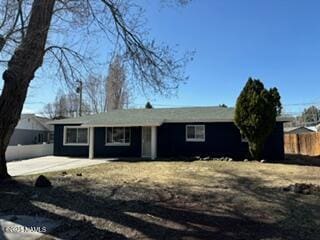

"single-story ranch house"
[49, 107, 287, 160]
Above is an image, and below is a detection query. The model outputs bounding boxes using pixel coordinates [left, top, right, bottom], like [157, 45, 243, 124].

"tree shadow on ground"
[213, 168, 320, 239]
[0, 173, 319, 240]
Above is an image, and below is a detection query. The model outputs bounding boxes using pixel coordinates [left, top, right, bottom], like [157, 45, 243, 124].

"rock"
[282, 186, 291, 192]
[293, 183, 310, 194]
[293, 186, 303, 194]
[260, 159, 266, 163]
[76, 173, 82, 177]
[244, 159, 249, 162]
[289, 185, 296, 192]
[313, 185, 320, 192]
[228, 158, 233, 162]
[35, 175, 52, 188]
[283, 183, 320, 195]
[203, 156, 210, 161]
[195, 156, 201, 160]
[302, 188, 311, 195]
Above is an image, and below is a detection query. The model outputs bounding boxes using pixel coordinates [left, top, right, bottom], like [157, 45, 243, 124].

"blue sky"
[4, 0, 320, 114]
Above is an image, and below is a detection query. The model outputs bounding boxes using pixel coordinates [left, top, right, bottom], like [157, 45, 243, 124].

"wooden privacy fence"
[284, 132, 320, 156]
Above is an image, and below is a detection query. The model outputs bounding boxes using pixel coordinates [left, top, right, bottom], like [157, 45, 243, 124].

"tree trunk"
[0, 148, 8, 179]
[0, 0, 55, 179]
[248, 141, 264, 160]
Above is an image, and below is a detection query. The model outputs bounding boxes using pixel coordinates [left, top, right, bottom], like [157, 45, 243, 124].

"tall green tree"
[145, 102, 153, 109]
[234, 78, 282, 160]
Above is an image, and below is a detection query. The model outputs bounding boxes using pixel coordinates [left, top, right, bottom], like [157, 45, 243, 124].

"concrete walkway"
[7, 156, 113, 176]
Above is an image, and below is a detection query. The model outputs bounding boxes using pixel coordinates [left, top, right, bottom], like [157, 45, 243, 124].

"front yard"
[1, 160, 320, 239]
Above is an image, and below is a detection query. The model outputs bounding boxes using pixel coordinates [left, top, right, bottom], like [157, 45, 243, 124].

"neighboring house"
[49, 107, 288, 160]
[9, 114, 54, 146]
[284, 126, 316, 135]
[306, 126, 318, 132]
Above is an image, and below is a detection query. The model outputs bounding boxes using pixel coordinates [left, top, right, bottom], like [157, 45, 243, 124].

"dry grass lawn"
[1, 160, 320, 239]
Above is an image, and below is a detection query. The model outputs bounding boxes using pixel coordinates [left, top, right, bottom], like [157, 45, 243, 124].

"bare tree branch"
[0, 0, 192, 177]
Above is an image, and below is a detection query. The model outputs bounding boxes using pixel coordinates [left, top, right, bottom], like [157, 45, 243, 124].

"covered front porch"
[88, 126, 158, 160]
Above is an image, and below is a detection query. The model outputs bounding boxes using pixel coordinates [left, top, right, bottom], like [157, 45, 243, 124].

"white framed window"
[106, 127, 131, 146]
[186, 125, 205, 142]
[63, 126, 89, 146]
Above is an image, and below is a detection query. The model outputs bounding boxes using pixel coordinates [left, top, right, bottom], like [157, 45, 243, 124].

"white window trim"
[63, 126, 89, 146]
[105, 127, 131, 146]
[186, 125, 205, 142]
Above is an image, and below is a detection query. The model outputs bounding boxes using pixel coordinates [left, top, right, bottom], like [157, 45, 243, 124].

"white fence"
[6, 143, 53, 162]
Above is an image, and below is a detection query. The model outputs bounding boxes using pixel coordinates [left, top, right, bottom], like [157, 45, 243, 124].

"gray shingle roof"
[48, 106, 289, 127]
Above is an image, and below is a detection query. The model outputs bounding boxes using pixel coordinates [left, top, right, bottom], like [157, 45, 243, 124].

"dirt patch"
[1, 161, 320, 239]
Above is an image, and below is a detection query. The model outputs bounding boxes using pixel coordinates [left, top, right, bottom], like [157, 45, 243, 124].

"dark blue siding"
[263, 122, 284, 159]
[54, 125, 141, 158]
[54, 122, 284, 160]
[94, 127, 141, 158]
[157, 122, 284, 160]
[54, 124, 89, 157]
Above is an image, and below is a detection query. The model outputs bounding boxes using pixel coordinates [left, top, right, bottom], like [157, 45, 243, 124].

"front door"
[142, 127, 152, 158]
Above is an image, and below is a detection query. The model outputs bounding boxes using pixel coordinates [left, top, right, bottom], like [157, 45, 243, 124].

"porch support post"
[151, 126, 157, 160]
[89, 127, 94, 159]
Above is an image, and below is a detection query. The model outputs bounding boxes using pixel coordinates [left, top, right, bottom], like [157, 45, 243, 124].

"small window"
[64, 127, 88, 145]
[106, 127, 130, 146]
[186, 125, 205, 142]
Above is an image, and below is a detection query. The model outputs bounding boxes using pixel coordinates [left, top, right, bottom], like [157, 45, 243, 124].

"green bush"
[234, 78, 282, 160]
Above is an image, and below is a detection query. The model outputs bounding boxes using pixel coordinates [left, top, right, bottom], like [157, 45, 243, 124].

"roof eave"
[163, 119, 234, 123]
[276, 117, 292, 122]
[47, 121, 85, 125]
[81, 123, 163, 127]
[48, 119, 289, 126]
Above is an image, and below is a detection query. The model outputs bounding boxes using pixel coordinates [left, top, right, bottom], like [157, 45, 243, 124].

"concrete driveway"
[7, 156, 113, 176]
